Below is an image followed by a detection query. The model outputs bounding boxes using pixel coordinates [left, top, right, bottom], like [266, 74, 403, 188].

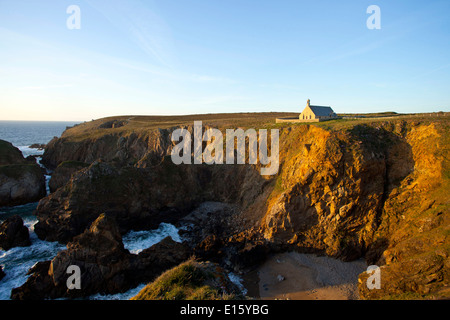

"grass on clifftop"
[131, 259, 238, 300]
[60, 112, 449, 144]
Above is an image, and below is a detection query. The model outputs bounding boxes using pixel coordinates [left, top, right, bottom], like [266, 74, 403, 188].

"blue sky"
[0, 0, 449, 121]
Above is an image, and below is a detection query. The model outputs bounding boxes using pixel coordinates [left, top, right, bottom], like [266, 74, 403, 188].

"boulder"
[0, 139, 46, 207]
[0, 215, 31, 251]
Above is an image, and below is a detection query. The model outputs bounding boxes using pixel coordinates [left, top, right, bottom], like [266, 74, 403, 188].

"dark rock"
[11, 214, 191, 300]
[131, 237, 192, 284]
[0, 215, 31, 251]
[0, 164, 46, 207]
[0, 266, 5, 281]
[10, 261, 55, 300]
[47, 213, 131, 297]
[0, 139, 46, 207]
[34, 160, 255, 244]
[48, 161, 89, 193]
[0, 140, 25, 166]
[29, 144, 46, 150]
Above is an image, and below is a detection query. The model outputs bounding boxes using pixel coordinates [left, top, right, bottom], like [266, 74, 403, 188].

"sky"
[0, 0, 449, 121]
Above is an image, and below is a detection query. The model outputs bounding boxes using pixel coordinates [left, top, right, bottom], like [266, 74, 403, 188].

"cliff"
[33, 113, 449, 299]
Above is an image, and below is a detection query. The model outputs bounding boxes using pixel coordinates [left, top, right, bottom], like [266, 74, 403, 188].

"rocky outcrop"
[29, 144, 46, 150]
[0, 140, 46, 207]
[132, 259, 243, 300]
[0, 165, 46, 207]
[0, 215, 31, 251]
[34, 157, 264, 244]
[177, 202, 270, 272]
[0, 140, 27, 166]
[48, 161, 89, 193]
[11, 214, 191, 300]
[357, 122, 450, 299]
[35, 115, 450, 299]
[260, 124, 414, 260]
[41, 125, 175, 170]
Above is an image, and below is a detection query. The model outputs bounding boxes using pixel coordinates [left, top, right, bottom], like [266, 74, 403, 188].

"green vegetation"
[0, 164, 42, 180]
[58, 160, 89, 169]
[131, 259, 238, 300]
[338, 111, 399, 118]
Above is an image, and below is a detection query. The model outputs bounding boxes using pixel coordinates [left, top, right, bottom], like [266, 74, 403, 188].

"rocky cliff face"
[357, 122, 450, 299]
[34, 157, 264, 243]
[41, 124, 175, 170]
[0, 140, 46, 206]
[260, 124, 414, 259]
[48, 161, 89, 193]
[35, 116, 449, 299]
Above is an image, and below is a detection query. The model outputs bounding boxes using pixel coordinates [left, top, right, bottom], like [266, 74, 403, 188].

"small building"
[299, 99, 338, 122]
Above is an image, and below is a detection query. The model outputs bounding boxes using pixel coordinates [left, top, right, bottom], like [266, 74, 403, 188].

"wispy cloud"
[306, 3, 440, 67]
[85, 0, 176, 68]
[22, 84, 73, 90]
[410, 63, 450, 80]
[190, 74, 238, 84]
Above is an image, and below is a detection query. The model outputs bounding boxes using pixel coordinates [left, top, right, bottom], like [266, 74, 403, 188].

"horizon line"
[1, 109, 449, 123]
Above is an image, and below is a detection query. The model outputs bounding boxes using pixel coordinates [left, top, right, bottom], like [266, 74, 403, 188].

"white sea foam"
[17, 146, 45, 158]
[122, 222, 181, 254]
[228, 272, 248, 296]
[0, 220, 65, 300]
[1, 210, 181, 300]
[88, 283, 147, 300]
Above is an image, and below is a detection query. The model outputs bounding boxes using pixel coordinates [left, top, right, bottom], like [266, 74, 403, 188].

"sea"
[0, 121, 185, 300]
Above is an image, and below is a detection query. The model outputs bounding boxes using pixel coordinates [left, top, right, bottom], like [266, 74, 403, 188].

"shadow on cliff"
[34, 154, 272, 246]
[348, 123, 415, 264]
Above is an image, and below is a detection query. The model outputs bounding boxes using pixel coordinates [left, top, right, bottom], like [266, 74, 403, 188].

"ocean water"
[0, 121, 183, 300]
[0, 207, 66, 300]
[0, 120, 80, 147]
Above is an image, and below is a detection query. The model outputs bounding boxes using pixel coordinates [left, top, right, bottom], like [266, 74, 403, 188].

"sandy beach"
[244, 252, 367, 300]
